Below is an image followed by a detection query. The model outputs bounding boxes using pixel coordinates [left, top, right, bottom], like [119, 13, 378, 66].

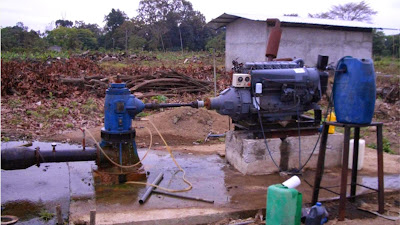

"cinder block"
[225, 131, 344, 175]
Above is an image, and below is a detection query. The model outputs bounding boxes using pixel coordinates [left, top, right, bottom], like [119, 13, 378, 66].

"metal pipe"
[1, 147, 97, 170]
[377, 124, 385, 214]
[145, 103, 192, 108]
[152, 190, 214, 204]
[144, 101, 204, 110]
[139, 172, 164, 204]
[265, 18, 282, 61]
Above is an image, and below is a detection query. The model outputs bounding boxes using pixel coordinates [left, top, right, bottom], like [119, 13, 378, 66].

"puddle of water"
[3, 140, 399, 224]
[1, 141, 89, 224]
[1, 200, 43, 221]
[359, 174, 400, 190]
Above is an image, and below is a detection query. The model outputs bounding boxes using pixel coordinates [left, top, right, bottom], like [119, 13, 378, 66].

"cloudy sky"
[1, 0, 399, 34]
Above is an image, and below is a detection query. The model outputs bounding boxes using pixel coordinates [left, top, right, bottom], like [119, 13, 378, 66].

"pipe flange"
[101, 129, 136, 143]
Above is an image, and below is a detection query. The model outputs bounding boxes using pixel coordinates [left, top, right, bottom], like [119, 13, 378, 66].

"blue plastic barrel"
[333, 56, 376, 124]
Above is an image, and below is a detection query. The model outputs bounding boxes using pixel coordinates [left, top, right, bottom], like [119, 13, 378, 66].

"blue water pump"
[95, 81, 202, 184]
[99, 82, 145, 168]
[101, 83, 145, 139]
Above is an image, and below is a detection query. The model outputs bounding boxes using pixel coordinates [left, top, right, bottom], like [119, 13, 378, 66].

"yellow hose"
[85, 127, 152, 169]
[85, 119, 192, 193]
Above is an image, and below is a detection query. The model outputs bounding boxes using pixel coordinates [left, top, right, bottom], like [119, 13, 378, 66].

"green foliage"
[373, 31, 400, 58]
[66, 123, 74, 128]
[2, 1, 219, 52]
[49, 107, 69, 118]
[206, 31, 225, 52]
[104, 9, 127, 33]
[39, 209, 54, 221]
[373, 30, 386, 56]
[46, 27, 97, 50]
[1, 23, 47, 52]
[82, 98, 98, 114]
[367, 137, 394, 154]
[373, 56, 400, 74]
[137, 0, 213, 51]
[2, 136, 11, 142]
[55, 19, 73, 28]
[1, 51, 70, 61]
[151, 95, 168, 103]
[129, 34, 146, 50]
[137, 112, 150, 117]
[77, 29, 98, 49]
[70, 101, 78, 108]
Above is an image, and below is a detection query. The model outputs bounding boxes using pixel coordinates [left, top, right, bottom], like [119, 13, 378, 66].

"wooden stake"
[56, 205, 63, 224]
[90, 210, 96, 225]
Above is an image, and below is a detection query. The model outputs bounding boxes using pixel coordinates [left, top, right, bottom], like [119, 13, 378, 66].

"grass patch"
[82, 98, 98, 114]
[151, 95, 168, 103]
[39, 209, 54, 222]
[99, 61, 130, 69]
[366, 137, 394, 154]
[136, 112, 150, 117]
[49, 107, 69, 118]
[1, 51, 70, 62]
[373, 56, 400, 75]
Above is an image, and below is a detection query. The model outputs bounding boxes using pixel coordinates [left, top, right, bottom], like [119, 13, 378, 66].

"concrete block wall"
[225, 18, 373, 70]
[225, 131, 344, 175]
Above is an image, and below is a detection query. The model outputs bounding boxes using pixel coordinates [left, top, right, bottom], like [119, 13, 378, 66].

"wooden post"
[213, 48, 217, 97]
[56, 205, 63, 224]
[90, 210, 96, 225]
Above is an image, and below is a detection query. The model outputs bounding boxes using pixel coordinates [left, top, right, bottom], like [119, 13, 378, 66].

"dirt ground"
[1, 56, 399, 225]
[50, 107, 230, 146]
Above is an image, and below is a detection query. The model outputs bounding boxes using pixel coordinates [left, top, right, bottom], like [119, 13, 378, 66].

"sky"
[1, 0, 399, 35]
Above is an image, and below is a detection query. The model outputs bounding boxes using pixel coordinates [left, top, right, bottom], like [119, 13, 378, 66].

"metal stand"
[311, 121, 384, 221]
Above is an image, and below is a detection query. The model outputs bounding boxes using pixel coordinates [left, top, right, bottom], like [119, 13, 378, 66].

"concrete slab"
[1, 162, 70, 224]
[3, 141, 399, 225]
[225, 131, 344, 175]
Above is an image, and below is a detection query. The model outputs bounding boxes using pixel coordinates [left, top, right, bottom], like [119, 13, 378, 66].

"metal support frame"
[312, 121, 384, 221]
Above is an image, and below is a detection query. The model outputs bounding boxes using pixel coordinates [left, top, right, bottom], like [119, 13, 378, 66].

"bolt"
[51, 142, 57, 152]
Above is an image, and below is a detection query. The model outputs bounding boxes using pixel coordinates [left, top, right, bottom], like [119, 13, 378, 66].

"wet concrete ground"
[1, 141, 399, 224]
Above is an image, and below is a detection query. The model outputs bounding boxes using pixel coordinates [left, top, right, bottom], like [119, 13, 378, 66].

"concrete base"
[226, 131, 344, 175]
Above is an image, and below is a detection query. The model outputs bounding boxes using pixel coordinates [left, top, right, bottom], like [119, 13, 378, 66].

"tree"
[113, 20, 146, 50]
[104, 9, 127, 33]
[56, 19, 73, 28]
[1, 23, 47, 51]
[47, 27, 97, 50]
[373, 30, 386, 56]
[137, 0, 211, 51]
[75, 21, 101, 37]
[308, 1, 377, 22]
[205, 30, 225, 52]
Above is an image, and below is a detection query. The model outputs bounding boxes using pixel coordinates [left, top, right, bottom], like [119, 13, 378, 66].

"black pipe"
[1, 147, 97, 170]
[145, 103, 192, 109]
[139, 172, 164, 204]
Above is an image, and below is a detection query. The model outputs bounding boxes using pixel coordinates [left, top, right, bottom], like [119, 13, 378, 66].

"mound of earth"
[54, 107, 230, 146]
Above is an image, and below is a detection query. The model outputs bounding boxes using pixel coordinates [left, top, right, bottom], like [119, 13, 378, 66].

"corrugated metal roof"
[208, 12, 385, 30]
